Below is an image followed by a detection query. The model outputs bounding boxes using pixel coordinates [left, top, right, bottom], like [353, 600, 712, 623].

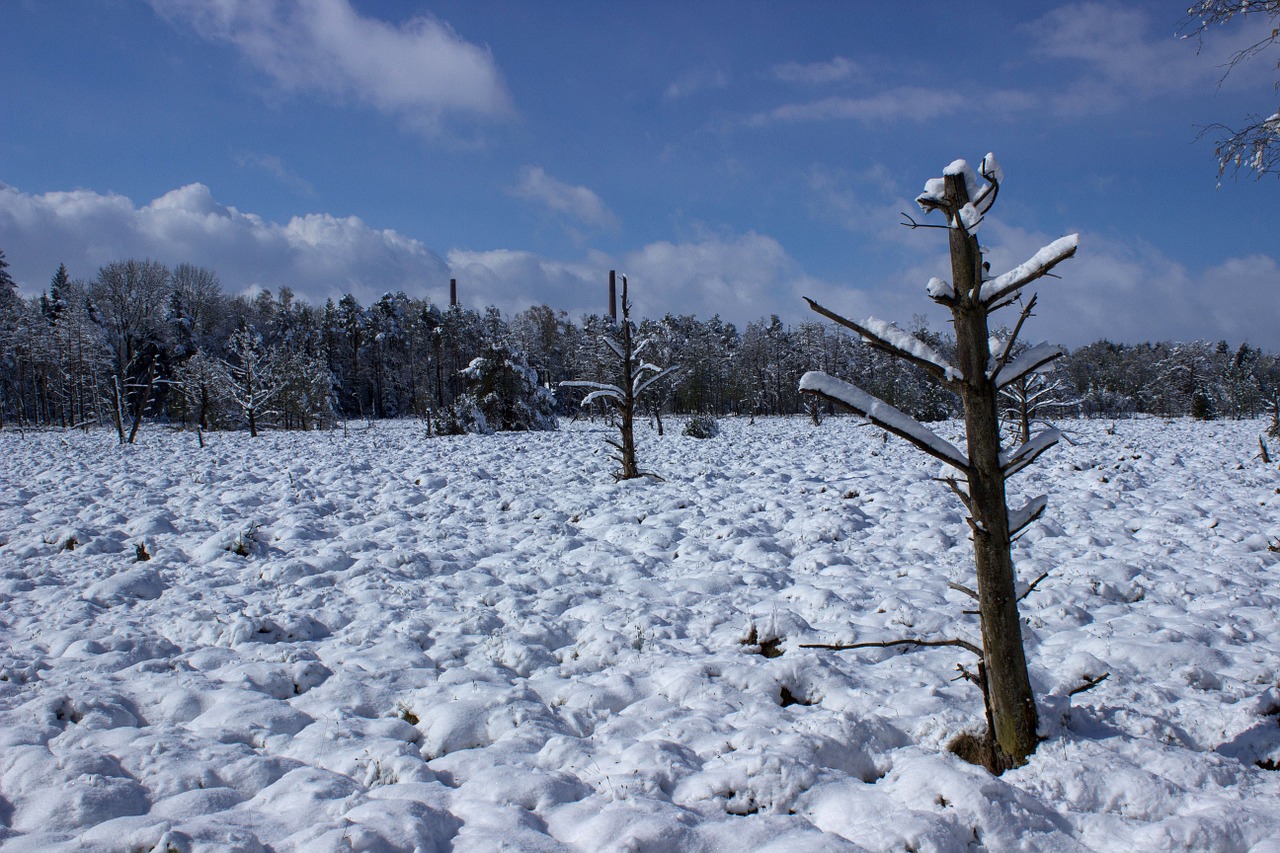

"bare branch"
[990, 294, 1038, 380]
[799, 636, 984, 657]
[804, 298, 960, 387]
[799, 373, 969, 473]
[1067, 672, 1110, 697]
[900, 212, 950, 231]
[948, 581, 979, 601]
[938, 475, 974, 515]
[1017, 571, 1050, 602]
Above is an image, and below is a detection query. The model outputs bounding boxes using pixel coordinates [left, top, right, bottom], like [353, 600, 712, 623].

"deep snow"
[2, 417, 1279, 851]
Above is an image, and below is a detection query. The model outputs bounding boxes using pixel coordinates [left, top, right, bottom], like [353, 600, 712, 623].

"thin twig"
[900, 212, 950, 231]
[1067, 672, 1110, 697]
[948, 581, 979, 601]
[800, 637, 983, 657]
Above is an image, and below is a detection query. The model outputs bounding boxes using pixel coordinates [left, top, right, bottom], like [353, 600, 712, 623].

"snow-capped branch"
[980, 235, 1079, 308]
[1000, 428, 1061, 477]
[926, 277, 955, 304]
[634, 364, 680, 398]
[799, 371, 969, 472]
[560, 379, 624, 409]
[1008, 495, 1048, 537]
[803, 298, 962, 387]
[603, 337, 626, 361]
[992, 342, 1066, 389]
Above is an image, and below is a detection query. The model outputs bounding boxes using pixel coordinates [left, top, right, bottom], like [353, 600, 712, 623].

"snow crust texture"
[2, 418, 1280, 851]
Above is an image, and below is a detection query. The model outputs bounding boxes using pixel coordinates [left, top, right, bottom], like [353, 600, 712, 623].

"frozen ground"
[2, 416, 1279, 852]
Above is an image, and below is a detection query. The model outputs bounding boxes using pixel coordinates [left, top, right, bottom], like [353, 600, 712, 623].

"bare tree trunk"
[946, 173, 1039, 767]
[617, 294, 640, 479]
[127, 359, 156, 445]
[110, 376, 126, 444]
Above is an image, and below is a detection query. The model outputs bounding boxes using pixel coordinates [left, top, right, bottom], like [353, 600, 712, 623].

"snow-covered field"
[2, 416, 1280, 852]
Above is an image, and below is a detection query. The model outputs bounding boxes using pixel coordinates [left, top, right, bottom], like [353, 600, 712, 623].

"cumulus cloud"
[148, 0, 512, 134]
[447, 248, 606, 318]
[449, 232, 825, 327]
[3, 180, 1277, 348]
[509, 166, 619, 231]
[619, 231, 826, 324]
[0, 182, 451, 306]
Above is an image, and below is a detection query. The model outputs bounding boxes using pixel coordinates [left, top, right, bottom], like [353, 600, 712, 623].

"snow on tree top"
[943, 159, 981, 199]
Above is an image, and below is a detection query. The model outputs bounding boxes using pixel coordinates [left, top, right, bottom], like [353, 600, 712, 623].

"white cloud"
[1022, 2, 1271, 116]
[0, 182, 451, 307]
[148, 0, 512, 135]
[234, 151, 316, 197]
[619, 231, 823, 324]
[510, 166, 619, 231]
[771, 56, 861, 85]
[449, 232, 825, 328]
[4, 180, 1278, 349]
[447, 248, 606, 318]
[664, 67, 731, 101]
[746, 87, 968, 126]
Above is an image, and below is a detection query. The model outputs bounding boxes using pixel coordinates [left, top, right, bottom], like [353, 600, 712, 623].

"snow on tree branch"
[980, 235, 1079, 308]
[1000, 427, 1062, 477]
[803, 298, 962, 386]
[992, 342, 1067, 388]
[1008, 495, 1048, 538]
[634, 364, 680, 397]
[926, 277, 955, 303]
[799, 370, 969, 472]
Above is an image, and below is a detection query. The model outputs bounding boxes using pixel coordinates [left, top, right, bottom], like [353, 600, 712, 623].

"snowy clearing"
[2, 417, 1280, 852]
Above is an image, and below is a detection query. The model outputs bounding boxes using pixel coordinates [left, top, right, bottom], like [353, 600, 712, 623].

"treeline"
[0, 253, 1277, 437]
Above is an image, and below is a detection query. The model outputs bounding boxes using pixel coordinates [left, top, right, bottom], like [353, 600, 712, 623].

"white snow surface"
[3, 418, 1280, 852]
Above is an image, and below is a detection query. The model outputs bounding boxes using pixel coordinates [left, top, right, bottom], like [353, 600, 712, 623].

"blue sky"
[2, 0, 1277, 346]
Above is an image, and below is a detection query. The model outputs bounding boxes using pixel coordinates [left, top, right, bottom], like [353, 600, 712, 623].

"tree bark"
[946, 173, 1039, 766]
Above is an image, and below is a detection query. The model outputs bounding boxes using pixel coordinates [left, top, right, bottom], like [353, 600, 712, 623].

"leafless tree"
[799, 155, 1078, 770]
[224, 323, 280, 438]
[90, 259, 171, 443]
[1181, 1, 1280, 179]
[561, 275, 678, 479]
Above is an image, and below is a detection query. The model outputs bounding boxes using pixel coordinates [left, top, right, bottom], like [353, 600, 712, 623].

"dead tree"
[996, 336, 1076, 445]
[799, 154, 1078, 770]
[561, 275, 677, 480]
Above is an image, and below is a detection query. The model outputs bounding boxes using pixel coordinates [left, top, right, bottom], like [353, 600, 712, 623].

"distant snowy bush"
[457, 342, 557, 433]
[683, 415, 720, 439]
